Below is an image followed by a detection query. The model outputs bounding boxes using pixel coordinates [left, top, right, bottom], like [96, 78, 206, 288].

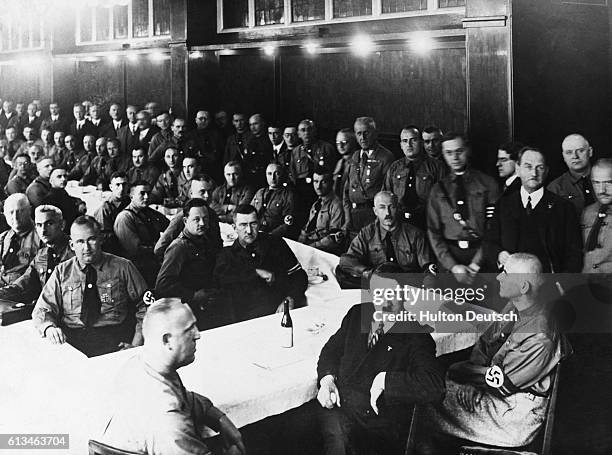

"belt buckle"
[458, 240, 469, 249]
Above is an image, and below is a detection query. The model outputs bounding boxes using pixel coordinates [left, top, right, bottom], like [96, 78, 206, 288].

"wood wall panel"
[0, 62, 45, 105]
[279, 48, 467, 141]
[75, 60, 124, 111]
[125, 57, 171, 110]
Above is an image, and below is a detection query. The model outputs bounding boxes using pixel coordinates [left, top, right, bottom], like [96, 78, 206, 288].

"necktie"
[384, 232, 396, 263]
[526, 196, 533, 216]
[368, 321, 385, 349]
[169, 172, 178, 196]
[306, 199, 323, 233]
[80, 265, 101, 327]
[581, 176, 596, 206]
[585, 205, 609, 252]
[360, 151, 368, 169]
[402, 160, 419, 210]
[454, 174, 468, 220]
[3, 233, 21, 269]
[136, 169, 143, 182]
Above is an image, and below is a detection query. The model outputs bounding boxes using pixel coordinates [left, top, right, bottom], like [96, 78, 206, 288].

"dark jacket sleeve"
[271, 236, 307, 301]
[317, 305, 357, 383]
[155, 240, 194, 302]
[560, 199, 583, 272]
[483, 197, 504, 271]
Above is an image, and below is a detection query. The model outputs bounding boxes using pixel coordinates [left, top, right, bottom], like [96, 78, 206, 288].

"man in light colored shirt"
[101, 299, 245, 455]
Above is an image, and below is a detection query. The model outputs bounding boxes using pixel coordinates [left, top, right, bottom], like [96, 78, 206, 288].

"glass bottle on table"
[281, 297, 293, 348]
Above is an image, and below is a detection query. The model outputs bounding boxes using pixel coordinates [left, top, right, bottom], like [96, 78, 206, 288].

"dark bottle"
[281, 297, 293, 348]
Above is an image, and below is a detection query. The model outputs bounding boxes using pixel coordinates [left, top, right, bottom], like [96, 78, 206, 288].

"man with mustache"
[548, 133, 595, 216]
[582, 158, 612, 273]
[484, 146, 582, 273]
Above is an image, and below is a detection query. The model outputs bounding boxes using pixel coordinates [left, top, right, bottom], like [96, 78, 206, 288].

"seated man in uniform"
[42, 167, 87, 232]
[317, 264, 445, 455]
[420, 253, 569, 452]
[156, 199, 224, 329]
[114, 180, 170, 286]
[251, 162, 299, 239]
[210, 161, 255, 224]
[26, 157, 53, 207]
[338, 191, 435, 289]
[93, 171, 130, 254]
[0, 193, 39, 286]
[32, 216, 148, 357]
[0, 205, 73, 304]
[214, 204, 307, 322]
[127, 147, 161, 187]
[298, 169, 345, 255]
[100, 300, 245, 455]
[583, 158, 612, 273]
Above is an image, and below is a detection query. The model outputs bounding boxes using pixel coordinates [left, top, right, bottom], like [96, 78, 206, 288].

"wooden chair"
[88, 440, 140, 455]
[405, 364, 563, 455]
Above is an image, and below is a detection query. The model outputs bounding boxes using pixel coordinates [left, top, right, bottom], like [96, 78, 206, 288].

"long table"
[0, 229, 484, 455]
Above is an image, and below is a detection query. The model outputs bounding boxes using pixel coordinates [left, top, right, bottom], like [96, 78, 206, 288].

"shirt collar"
[505, 174, 519, 187]
[75, 253, 106, 272]
[520, 186, 544, 208]
[51, 114, 58, 121]
[568, 168, 590, 183]
[47, 234, 70, 251]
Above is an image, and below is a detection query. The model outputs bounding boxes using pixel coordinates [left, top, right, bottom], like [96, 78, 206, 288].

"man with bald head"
[423, 253, 569, 450]
[32, 216, 148, 357]
[101, 300, 245, 455]
[548, 133, 595, 216]
[582, 158, 612, 273]
[338, 191, 434, 288]
[0, 193, 39, 286]
[484, 146, 582, 272]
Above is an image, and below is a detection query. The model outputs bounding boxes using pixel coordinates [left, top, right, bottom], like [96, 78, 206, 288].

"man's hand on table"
[44, 326, 66, 344]
[317, 374, 341, 409]
[218, 415, 246, 455]
[451, 264, 476, 285]
[369, 372, 386, 415]
[117, 342, 134, 350]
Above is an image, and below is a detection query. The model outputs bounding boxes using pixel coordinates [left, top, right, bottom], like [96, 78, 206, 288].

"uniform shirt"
[470, 302, 565, 397]
[101, 356, 225, 455]
[0, 227, 40, 286]
[114, 204, 170, 260]
[150, 169, 185, 204]
[147, 129, 173, 162]
[49, 145, 67, 168]
[272, 143, 293, 172]
[251, 186, 297, 237]
[547, 169, 594, 216]
[32, 252, 148, 336]
[427, 169, 499, 270]
[149, 136, 187, 167]
[155, 229, 220, 302]
[383, 154, 445, 222]
[210, 183, 255, 224]
[5, 174, 31, 195]
[223, 131, 254, 165]
[26, 176, 51, 207]
[94, 196, 129, 251]
[332, 157, 350, 199]
[289, 140, 337, 182]
[298, 193, 344, 254]
[67, 152, 96, 182]
[82, 155, 110, 187]
[581, 202, 612, 273]
[343, 144, 394, 208]
[0, 235, 74, 303]
[127, 164, 161, 188]
[339, 220, 433, 277]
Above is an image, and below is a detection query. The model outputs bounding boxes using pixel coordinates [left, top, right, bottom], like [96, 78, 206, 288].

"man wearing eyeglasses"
[383, 125, 445, 231]
[484, 147, 582, 273]
[547, 133, 595, 216]
[582, 158, 612, 273]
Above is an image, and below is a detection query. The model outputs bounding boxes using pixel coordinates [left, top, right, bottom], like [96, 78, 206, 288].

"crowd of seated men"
[0, 95, 610, 454]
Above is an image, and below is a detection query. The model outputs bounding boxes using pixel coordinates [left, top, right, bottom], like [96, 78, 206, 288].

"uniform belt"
[351, 201, 373, 209]
[445, 239, 481, 249]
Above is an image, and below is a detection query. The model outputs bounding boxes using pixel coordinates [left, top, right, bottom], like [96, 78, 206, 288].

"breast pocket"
[97, 278, 126, 317]
[62, 282, 82, 315]
[370, 244, 387, 265]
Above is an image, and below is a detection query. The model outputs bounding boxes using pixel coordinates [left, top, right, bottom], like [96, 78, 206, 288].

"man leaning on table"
[317, 263, 445, 455]
[101, 299, 245, 455]
[214, 204, 307, 322]
[419, 253, 570, 453]
[32, 216, 148, 357]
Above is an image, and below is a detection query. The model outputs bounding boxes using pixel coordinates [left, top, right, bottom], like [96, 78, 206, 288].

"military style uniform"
[0, 235, 74, 303]
[343, 145, 394, 233]
[289, 140, 337, 209]
[547, 169, 595, 217]
[0, 227, 40, 286]
[26, 176, 51, 207]
[150, 169, 186, 204]
[126, 164, 161, 188]
[339, 220, 433, 279]
[581, 202, 612, 273]
[5, 174, 31, 195]
[272, 143, 293, 173]
[298, 193, 345, 255]
[332, 157, 350, 199]
[383, 154, 445, 230]
[223, 131, 253, 165]
[251, 186, 297, 238]
[94, 196, 129, 254]
[67, 152, 96, 182]
[427, 169, 499, 271]
[210, 183, 255, 223]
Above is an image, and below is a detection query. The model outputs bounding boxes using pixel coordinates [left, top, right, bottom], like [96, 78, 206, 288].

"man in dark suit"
[134, 110, 159, 156]
[99, 103, 126, 139]
[40, 102, 68, 135]
[317, 264, 445, 455]
[496, 141, 523, 195]
[117, 105, 140, 158]
[22, 103, 42, 134]
[68, 103, 97, 148]
[484, 146, 583, 273]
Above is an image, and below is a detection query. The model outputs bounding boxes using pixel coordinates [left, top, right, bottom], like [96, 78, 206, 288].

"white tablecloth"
[0, 232, 483, 454]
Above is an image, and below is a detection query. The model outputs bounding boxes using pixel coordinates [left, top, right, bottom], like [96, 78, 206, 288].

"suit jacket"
[500, 175, 521, 197]
[68, 119, 98, 147]
[117, 123, 140, 156]
[40, 116, 68, 135]
[483, 189, 583, 272]
[317, 303, 445, 409]
[135, 126, 160, 155]
[99, 120, 126, 139]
